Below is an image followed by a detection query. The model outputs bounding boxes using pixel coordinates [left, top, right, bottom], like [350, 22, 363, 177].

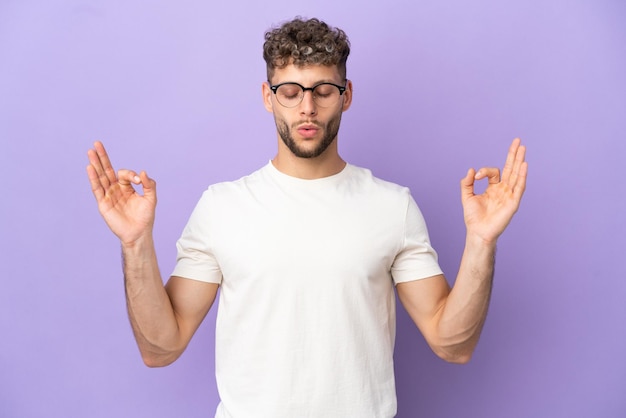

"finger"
[501, 138, 522, 184]
[86, 164, 106, 202]
[512, 160, 528, 202]
[93, 141, 118, 187]
[117, 169, 157, 200]
[460, 168, 476, 203]
[475, 167, 501, 184]
[117, 169, 141, 187]
[507, 142, 526, 182]
[87, 148, 109, 190]
[87, 144, 113, 189]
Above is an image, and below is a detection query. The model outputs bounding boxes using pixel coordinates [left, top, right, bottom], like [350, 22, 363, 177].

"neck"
[271, 140, 346, 180]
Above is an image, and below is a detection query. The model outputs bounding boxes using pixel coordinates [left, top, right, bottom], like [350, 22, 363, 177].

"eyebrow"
[270, 79, 345, 86]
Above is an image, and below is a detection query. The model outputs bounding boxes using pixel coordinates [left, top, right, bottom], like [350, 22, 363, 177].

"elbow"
[438, 350, 473, 365]
[136, 335, 187, 368]
[427, 324, 483, 364]
[140, 349, 182, 368]
[430, 339, 476, 364]
[142, 356, 172, 368]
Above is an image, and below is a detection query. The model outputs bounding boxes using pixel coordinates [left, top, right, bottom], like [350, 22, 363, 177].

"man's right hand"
[86, 141, 157, 245]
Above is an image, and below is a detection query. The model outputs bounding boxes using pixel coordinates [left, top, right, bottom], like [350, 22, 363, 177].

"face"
[263, 64, 352, 159]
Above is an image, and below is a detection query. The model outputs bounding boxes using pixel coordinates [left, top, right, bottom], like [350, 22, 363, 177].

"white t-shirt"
[172, 162, 443, 418]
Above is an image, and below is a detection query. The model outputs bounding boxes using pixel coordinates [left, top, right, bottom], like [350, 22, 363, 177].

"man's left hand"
[460, 138, 528, 244]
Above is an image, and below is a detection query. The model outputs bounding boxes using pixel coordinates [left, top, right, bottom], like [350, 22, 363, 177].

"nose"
[299, 90, 317, 116]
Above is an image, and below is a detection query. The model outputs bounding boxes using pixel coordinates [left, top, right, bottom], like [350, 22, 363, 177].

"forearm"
[121, 234, 183, 366]
[435, 234, 496, 362]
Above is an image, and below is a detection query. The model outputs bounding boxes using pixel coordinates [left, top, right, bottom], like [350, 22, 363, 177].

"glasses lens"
[313, 84, 340, 107]
[276, 84, 303, 107]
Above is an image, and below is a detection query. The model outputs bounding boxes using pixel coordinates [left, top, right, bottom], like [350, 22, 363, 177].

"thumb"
[460, 168, 475, 203]
[138, 170, 157, 201]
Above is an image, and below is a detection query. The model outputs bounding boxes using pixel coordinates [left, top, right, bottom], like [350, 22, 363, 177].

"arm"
[122, 238, 218, 367]
[87, 141, 218, 367]
[397, 138, 527, 364]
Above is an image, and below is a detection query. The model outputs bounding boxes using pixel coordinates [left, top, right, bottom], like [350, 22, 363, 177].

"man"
[87, 17, 527, 418]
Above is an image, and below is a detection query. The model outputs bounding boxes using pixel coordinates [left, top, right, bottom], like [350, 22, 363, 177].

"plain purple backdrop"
[1, 0, 625, 417]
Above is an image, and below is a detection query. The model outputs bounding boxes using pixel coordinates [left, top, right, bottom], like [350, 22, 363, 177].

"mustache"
[292, 120, 323, 128]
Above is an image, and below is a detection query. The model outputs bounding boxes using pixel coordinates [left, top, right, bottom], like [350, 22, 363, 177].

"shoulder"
[202, 164, 269, 196]
[344, 164, 411, 198]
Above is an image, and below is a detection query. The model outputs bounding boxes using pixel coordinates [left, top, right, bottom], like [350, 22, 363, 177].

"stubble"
[275, 113, 343, 159]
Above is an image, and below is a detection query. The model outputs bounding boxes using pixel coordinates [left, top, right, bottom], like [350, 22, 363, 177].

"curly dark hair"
[263, 17, 351, 81]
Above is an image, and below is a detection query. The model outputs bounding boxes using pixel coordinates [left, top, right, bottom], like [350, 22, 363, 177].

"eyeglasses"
[269, 82, 346, 108]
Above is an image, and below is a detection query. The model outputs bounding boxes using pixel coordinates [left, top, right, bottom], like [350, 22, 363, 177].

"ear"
[341, 79, 353, 112]
[262, 82, 274, 113]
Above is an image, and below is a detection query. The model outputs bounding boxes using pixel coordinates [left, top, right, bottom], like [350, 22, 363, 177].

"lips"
[296, 123, 320, 138]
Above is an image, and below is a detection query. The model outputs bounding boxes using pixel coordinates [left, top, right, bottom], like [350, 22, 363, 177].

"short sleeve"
[391, 195, 443, 284]
[171, 190, 223, 284]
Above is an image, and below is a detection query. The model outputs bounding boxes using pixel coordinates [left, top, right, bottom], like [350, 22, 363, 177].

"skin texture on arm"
[397, 138, 528, 364]
[86, 142, 218, 367]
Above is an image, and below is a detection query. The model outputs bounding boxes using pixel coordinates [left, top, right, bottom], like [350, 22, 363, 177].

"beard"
[275, 112, 343, 159]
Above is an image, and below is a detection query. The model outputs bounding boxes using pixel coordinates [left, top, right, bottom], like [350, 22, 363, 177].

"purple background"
[1, 0, 625, 417]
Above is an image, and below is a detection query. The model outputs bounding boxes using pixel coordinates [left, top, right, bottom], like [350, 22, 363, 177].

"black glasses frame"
[269, 81, 347, 107]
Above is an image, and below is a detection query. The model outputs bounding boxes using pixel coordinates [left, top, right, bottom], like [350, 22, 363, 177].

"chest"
[209, 191, 403, 288]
